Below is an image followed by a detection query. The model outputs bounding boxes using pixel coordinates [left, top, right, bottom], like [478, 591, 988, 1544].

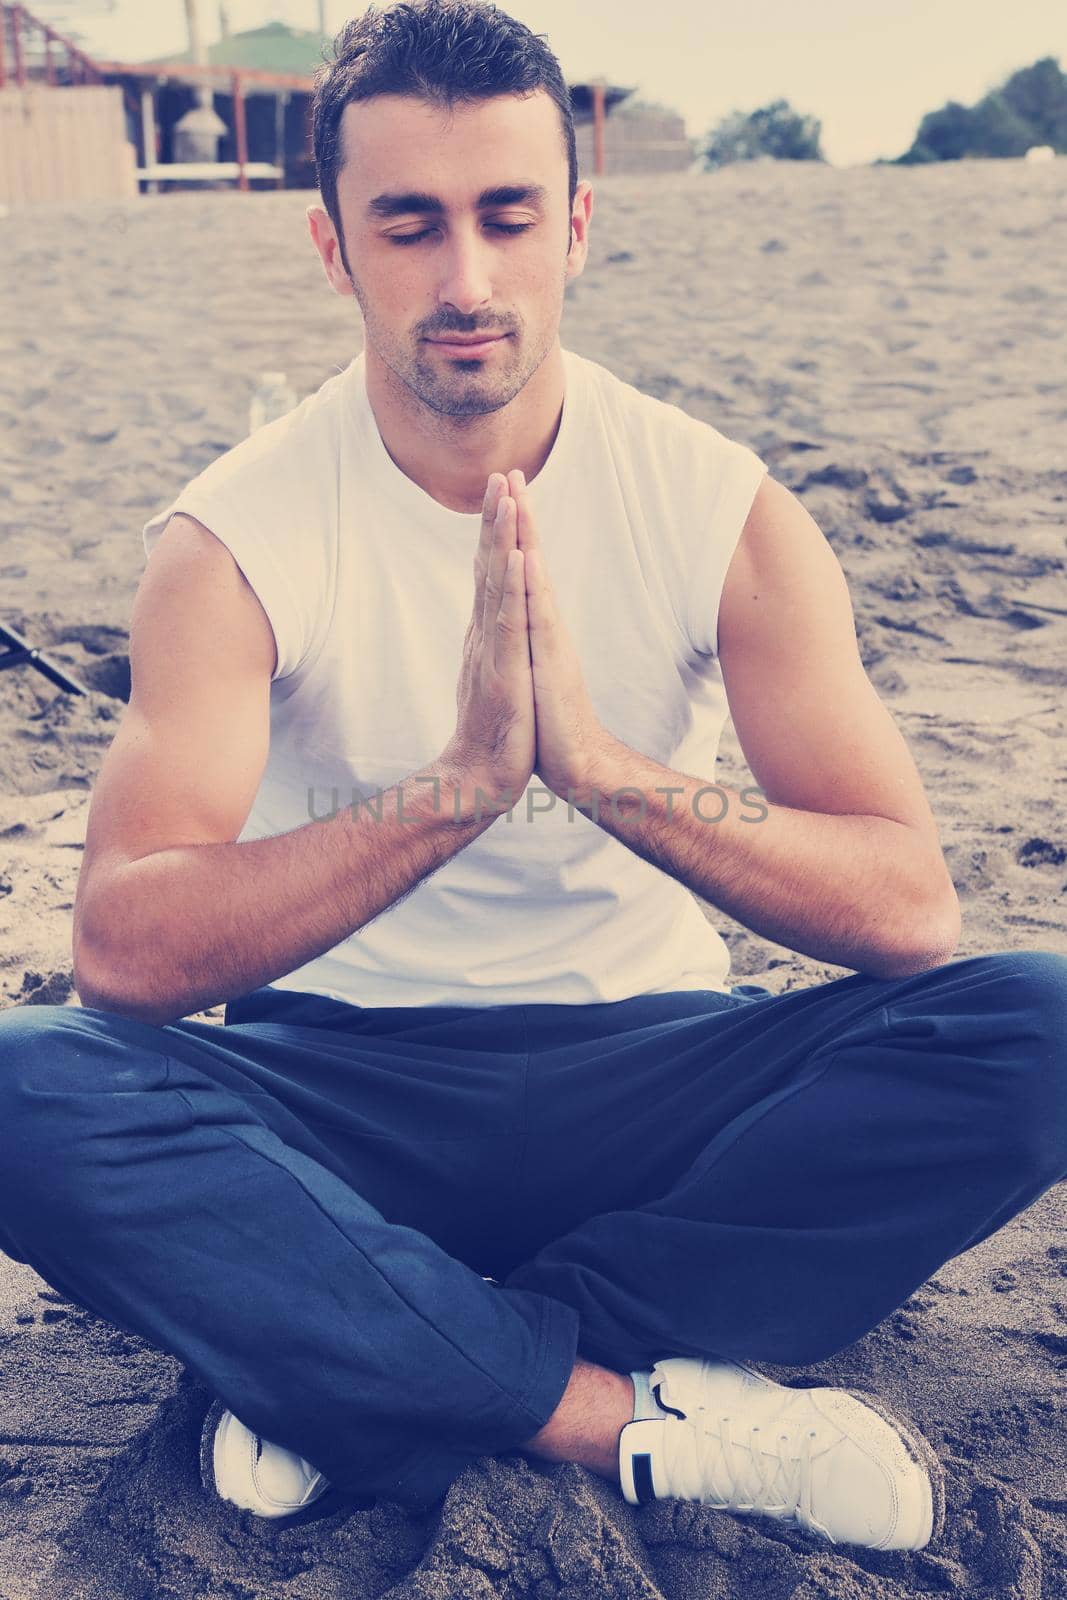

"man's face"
[311, 90, 590, 419]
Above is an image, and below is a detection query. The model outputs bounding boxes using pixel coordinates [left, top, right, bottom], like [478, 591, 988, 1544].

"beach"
[0, 157, 1065, 1597]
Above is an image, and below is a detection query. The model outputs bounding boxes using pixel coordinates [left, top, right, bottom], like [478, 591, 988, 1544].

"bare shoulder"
[138, 511, 278, 684]
[716, 473, 945, 844]
[719, 475, 850, 642]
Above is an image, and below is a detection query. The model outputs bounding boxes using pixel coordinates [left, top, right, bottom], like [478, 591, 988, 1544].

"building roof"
[138, 20, 331, 77]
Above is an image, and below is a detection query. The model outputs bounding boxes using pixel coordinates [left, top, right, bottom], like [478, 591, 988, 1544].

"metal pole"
[140, 82, 157, 187]
[183, 0, 203, 66]
[12, 1, 25, 89]
[0, 622, 91, 696]
[183, 0, 212, 111]
[274, 88, 288, 188]
[232, 68, 247, 191]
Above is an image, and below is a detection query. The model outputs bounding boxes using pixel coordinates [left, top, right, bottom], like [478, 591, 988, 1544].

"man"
[0, 0, 1063, 1553]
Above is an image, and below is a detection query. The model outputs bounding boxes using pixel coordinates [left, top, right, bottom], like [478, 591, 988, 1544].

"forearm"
[569, 739, 960, 978]
[73, 763, 495, 1025]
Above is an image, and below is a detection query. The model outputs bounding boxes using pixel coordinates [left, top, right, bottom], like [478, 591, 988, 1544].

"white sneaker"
[618, 1356, 945, 1550]
[199, 1398, 331, 1520]
[199, 1278, 500, 1518]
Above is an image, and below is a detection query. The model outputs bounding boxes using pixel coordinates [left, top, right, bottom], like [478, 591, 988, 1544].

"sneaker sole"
[197, 1396, 227, 1502]
[197, 1398, 369, 1527]
[837, 1384, 946, 1548]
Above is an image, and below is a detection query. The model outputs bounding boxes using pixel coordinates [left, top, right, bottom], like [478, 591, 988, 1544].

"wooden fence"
[0, 83, 136, 208]
[575, 103, 695, 176]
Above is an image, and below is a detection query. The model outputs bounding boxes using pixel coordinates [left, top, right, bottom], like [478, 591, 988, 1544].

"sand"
[0, 158, 1064, 1597]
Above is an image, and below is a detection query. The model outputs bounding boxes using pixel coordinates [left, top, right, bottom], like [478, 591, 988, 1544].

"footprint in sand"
[1046, 1245, 1067, 1277]
[1016, 837, 1067, 868]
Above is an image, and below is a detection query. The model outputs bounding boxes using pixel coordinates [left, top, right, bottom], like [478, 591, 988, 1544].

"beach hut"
[110, 30, 695, 190]
[572, 81, 696, 175]
[0, 2, 140, 208]
[2, 6, 693, 204]
[90, 20, 324, 192]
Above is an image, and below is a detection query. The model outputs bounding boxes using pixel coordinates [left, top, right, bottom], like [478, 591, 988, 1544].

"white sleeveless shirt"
[143, 347, 768, 1008]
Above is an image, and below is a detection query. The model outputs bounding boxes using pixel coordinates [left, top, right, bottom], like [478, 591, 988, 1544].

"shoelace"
[664, 1405, 836, 1543]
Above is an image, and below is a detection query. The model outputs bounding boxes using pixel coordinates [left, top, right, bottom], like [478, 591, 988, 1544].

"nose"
[435, 221, 495, 320]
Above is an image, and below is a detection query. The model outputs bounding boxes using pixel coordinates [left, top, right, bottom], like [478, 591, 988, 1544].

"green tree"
[899, 100, 975, 163]
[999, 56, 1067, 147]
[971, 91, 1039, 156]
[698, 98, 825, 169]
[897, 54, 1067, 162]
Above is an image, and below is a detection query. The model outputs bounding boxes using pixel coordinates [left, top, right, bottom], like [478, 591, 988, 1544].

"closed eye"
[388, 223, 534, 246]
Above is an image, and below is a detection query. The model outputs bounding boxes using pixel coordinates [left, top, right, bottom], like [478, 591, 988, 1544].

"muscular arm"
[569, 476, 961, 978]
[73, 515, 492, 1027]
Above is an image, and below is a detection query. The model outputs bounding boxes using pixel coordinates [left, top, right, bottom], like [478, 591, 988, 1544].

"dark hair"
[311, 0, 577, 271]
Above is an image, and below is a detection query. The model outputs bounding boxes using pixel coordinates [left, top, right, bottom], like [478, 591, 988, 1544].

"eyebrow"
[365, 183, 550, 220]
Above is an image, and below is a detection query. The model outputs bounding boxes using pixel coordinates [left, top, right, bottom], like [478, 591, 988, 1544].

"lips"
[430, 333, 505, 345]
[429, 334, 507, 354]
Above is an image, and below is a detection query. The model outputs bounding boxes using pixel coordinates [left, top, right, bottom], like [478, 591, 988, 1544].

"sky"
[56, 0, 1067, 167]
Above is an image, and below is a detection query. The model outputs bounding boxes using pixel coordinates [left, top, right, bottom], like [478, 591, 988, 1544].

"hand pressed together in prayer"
[504, 467, 623, 807]
[440, 468, 628, 822]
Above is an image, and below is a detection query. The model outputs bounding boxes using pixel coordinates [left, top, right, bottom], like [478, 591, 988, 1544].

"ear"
[306, 204, 356, 299]
[566, 181, 593, 277]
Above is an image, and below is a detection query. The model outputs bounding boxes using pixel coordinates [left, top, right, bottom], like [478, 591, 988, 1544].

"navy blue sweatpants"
[0, 949, 1064, 1510]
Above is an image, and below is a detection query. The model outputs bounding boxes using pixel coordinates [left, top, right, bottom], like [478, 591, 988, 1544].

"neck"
[363, 339, 566, 513]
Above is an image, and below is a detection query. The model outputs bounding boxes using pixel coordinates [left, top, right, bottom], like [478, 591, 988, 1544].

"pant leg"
[503, 951, 1067, 1371]
[0, 996, 579, 1509]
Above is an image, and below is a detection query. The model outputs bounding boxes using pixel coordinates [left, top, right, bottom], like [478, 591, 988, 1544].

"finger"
[482, 494, 516, 638]
[473, 473, 507, 617]
[494, 547, 529, 677]
[474, 472, 507, 609]
[524, 548, 557, 657]
[512, 475, 538, 555]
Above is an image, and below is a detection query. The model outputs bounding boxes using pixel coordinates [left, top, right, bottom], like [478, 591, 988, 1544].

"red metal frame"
[94, 60, 319, 190]
[2, 4, 608, 184]
[95, 58, 314, 93]
[0, 2, 106, 89]
[12, 4, 25, 88]
[231, 69, 248, 191]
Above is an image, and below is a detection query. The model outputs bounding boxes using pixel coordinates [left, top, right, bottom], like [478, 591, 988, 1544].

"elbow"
[877, 882, 962, 978]
[73, 889, 120, 1013]
[73, 933, 160, 1024]
[72, 928, 116, 1014]
[73, 878, 190, 1026]
[72, 956, 134, 1019]
[73, 928, 196, 1029]
[74, 976, 180, 1028]
[919, 876, 963, 969]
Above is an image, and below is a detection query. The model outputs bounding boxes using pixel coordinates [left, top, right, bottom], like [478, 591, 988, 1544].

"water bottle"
[249, 371, 298, 434]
